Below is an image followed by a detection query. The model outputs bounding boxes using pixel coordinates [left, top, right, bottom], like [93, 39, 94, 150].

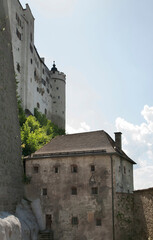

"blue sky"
[20, 0, 153, 190]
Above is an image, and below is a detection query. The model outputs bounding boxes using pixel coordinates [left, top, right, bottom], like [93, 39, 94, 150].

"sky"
[19, 0, 153, 190]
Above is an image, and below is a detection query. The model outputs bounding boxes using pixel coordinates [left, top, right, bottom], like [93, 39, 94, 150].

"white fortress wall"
[7, 0, 66, 129]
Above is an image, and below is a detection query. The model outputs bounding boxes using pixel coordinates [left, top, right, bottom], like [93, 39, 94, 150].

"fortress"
[7, 0, 66, 129]
[1, 0, 153, 239]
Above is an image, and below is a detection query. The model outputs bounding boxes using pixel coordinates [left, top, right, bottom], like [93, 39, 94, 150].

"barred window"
[71, 187, 77, 195]
[91, 165, 95, 172]
[91, 187, 98, 195]
[33, 166, 39, 173]
[42, 188, 47, 196]
[96, 219, 102, 226]
[71, 217, 78, 225]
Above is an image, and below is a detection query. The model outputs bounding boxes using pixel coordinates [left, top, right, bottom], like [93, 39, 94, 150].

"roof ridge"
[65, 130, 105, 137]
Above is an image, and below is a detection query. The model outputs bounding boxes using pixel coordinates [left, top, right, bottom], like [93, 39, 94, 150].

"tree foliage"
[17, 100, 65, 156]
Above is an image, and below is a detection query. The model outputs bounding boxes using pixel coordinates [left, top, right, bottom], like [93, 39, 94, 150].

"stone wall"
[134, 188, 153, 240]
[114, 193, 134, 240]
[0, 0, 23, 212]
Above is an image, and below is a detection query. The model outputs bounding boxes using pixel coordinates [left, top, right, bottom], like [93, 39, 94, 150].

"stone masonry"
[0, 0, 23, 212]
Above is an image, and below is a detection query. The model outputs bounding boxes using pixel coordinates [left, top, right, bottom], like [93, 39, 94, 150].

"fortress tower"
[50, 62, 66, 129]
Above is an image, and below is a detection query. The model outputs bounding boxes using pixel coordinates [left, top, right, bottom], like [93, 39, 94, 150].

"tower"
[50, 62, 66, 129]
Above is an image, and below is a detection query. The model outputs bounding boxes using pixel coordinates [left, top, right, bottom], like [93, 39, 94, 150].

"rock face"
[0, 200, 39, 240]
[16, 199, 39, 240]
[0, 212, 21, 240]
[0, 0, 23, 212]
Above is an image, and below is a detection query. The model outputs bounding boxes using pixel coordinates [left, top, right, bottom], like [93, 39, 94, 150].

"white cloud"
[66, 121, 91, 134]
[134, 166, 153, 190]
[115, 105, 153, 190]
[141, 105, 153, 124]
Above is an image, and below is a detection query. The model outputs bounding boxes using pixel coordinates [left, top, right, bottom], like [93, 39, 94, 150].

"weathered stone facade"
[25, 131, 135, 240]
[0, 0, 23, 212]
[114, 193, 134, 240]
[134, 188, 153, 240]
[25, 155, 114, 240]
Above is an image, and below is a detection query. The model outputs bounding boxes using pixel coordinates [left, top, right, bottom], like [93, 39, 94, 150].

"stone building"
[7, 0, 66, 129]
[25, 130, 135, 240]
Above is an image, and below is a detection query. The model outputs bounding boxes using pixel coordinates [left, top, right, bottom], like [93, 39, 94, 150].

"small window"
[91, 165, 95, 172]
[42, 188, 47, 196]
[56, 87, 59, 90]
[54, 166, 59, 173]
[58, 96, 60, 99]
[45, 109, 47, 115]
[71, 165, 77, 173]
[17, 63, 20, 72]
[37, 102, 40, 108]
[119, 166, 121, 172]
[96, 219, 102, 226]
[30, 43, 33, 53]
[31, 58, 33, 64]
[71, 187, 77, 195]
[43, 69, 44, 74]
[33, 166, 39, 173]
[72, 217, 78, 225]
[124, 166, 126, 174]
[30, 32, 32, 41]
[16, 28, 21, 40]
[91, 187, 98, 195]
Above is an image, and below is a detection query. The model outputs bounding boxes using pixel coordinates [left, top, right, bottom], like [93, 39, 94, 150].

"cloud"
[21, 0, 77, 18]
[115, 105, 153, 190]
[134, 166, 153, 190]
[67, 122, 91, 134]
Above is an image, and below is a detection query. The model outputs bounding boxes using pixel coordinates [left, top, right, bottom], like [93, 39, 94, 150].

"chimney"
[114, 132, 122, 150]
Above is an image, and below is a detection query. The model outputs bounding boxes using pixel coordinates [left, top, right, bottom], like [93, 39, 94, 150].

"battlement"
[50, 71, 66, 81]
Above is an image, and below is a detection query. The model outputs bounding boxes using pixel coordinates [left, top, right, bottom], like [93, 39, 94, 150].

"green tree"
[21, 115, 51, 156]
[20, 109, 65, 156]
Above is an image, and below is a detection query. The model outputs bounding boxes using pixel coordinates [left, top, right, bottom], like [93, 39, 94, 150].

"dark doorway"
[46, 214, 52, 229]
